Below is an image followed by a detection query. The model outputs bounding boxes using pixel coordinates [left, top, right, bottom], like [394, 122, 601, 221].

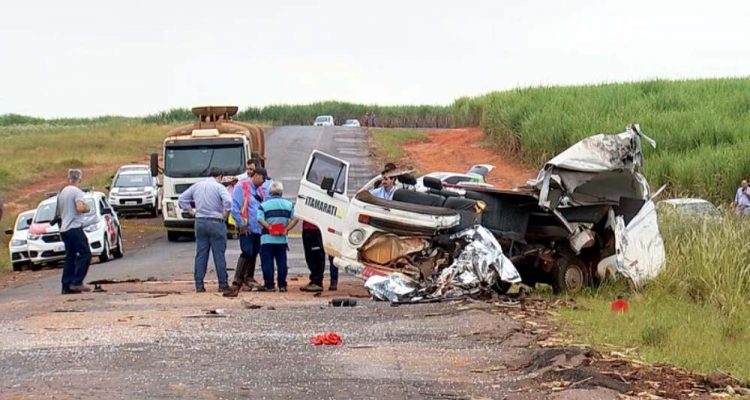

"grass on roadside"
[370, 128, 429, 162]
[0, 121, 171, 271]
[558, 211, 750, 382]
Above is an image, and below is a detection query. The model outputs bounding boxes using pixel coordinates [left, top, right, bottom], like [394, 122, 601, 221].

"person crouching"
[257, 181, 298, 292]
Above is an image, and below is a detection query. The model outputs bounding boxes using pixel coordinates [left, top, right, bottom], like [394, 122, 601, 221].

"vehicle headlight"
[166, 202, 177, 218]
[348, 229, 366, 246]
[11, 239, 27, 246]
[84, 224, 100, 232]
[27, 233, 40, 240]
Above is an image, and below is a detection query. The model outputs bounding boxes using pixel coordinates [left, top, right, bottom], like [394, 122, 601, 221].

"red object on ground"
[611, 298, 629, 313]
[310, 332, 343, 346]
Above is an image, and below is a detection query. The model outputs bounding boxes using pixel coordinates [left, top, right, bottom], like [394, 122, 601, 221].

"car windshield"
[115, 173, 151, 188]
[315, 116, 330, 122]
[15, 213, 34, 230]
[345, 120, 358, 124]
[165, 145, 245, 178]
[34, 199, 96, 223]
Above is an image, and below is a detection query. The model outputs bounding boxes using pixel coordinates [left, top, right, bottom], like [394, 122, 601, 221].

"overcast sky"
[1, 0, 748, 118]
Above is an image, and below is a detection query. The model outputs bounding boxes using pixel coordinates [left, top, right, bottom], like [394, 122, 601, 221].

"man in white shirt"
[733, 179, 750, 216]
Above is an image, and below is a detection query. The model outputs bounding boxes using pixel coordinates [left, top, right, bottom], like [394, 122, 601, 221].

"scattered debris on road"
[309, 332, 343, 346]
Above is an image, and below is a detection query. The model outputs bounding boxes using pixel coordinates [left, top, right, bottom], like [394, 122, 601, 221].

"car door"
[295, 151, 351, 257]
[613, 199, 665, 289]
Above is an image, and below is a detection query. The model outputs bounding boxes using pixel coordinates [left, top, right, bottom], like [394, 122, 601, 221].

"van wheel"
[99, 237, 111, 263]
[167, 230, 180, 242]
[492, 280, 512, 295]
[552, 254, 589, 294]
[112, 230, 124, 259]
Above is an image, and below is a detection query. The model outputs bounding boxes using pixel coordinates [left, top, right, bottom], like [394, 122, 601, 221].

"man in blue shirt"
[369, 167, 398, 200]
[257, 181, 298, 292]
[224, 166, 271, 297]
[178, 168, 233, 293]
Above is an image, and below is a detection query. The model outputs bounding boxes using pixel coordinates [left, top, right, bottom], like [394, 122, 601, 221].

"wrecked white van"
[295, 124, 665, 298]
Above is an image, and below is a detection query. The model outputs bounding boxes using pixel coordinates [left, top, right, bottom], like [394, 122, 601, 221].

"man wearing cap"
[178, 167, 233, 293]
[223, 167, 271, 297]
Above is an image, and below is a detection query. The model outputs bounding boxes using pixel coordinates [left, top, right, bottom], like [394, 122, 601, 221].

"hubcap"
[564, 265, 584, 292]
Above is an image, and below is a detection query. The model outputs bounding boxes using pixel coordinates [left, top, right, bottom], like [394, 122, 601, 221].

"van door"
[295, 151, 351, 256]
[613, 200, 665, 289]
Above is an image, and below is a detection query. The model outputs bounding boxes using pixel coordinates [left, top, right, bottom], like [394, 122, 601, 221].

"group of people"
[177, 159, 338, 297]
[362, 111, 377, 127]
[34, 158, 403, 295]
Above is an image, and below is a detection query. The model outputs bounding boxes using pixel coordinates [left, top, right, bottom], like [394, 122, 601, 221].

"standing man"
[224, 166, 271, 297]
[178, 167, 233, 293]
[300, 223, 339, 292]
[733, 179, 750, 216]
[58, 169, 93, 294]
[257, 181, 297, 292]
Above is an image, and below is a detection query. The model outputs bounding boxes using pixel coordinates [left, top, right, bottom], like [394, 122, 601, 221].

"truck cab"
[151, 106, 265, 242]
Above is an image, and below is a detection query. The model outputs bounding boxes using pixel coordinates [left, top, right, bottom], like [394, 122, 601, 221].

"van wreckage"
[295, 124, 665, 302]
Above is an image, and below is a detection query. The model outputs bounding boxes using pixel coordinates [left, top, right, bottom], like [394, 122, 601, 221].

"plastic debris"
[611, 298, 629, 313]
[309, 332, 343, 345]
[364, 273, 419, 302]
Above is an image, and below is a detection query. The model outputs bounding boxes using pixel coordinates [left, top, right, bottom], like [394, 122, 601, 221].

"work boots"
[232, 256, 249, 287]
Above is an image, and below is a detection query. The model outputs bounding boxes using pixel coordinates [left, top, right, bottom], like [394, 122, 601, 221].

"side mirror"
[150, 153, 159, 177]
[3, 228, 12, 235]
[320, 177, 335, 196]
[25, 218, 33, 226]
[102, 208, 113, 215]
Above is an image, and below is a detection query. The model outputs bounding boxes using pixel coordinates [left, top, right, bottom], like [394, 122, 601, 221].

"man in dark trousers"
[300, 222, 339, 292]
[224, 167, 271, 297]
[57, 169, 93, 294]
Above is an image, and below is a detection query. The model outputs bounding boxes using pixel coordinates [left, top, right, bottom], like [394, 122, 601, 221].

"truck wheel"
[12, 262, 23, 272]
[167, 230, 180, 242]
[552, 254, 589, 294]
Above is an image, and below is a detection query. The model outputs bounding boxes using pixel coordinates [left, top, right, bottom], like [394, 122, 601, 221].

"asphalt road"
[0, 125, 376, 301]
[0, 126, 638, 400]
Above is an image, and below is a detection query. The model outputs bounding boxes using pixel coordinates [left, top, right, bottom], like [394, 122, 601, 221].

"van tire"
[552, 253, 589, 294]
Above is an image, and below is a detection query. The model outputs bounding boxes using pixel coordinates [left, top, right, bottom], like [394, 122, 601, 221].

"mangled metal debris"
[297, 123, 666, 296]
[365, 226, 521, 303]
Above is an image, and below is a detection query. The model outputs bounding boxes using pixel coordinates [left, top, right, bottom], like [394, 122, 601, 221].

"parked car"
[342, 119, 361, 127]
[415, 164, 495, 192]
[313, 115, 334, 126]
[27, 191, 124, 266]
[658, 198, 721, 220]
[295, 124, 665, 296]
[107, 164, 162, 217]
[4, 209, 36, 271]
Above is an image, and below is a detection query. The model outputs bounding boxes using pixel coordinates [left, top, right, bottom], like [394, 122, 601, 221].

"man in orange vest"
[224, 166, 271, 297]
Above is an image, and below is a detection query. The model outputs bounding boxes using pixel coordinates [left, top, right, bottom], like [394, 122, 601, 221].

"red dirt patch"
[401, 128, 536, 189]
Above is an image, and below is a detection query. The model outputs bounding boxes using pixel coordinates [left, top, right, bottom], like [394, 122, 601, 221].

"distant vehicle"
[107, 165, 162, 217]
[414, 164, 495, 192]
[658, 198, 721, 220]
[150, 106, 265, 242]
[342, 119, 360, 127]
[27, 191, 123, 266]
[4, 209, 35, 271]
[313, 115, 334, 126]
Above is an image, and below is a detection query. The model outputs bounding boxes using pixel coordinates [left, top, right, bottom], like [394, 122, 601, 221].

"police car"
[4, 209, 36, 271]
[27, 191, 124, 266]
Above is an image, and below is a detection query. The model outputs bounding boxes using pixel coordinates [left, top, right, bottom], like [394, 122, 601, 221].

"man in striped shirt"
[178, 168, 233, 293]
[257, 181, 298, 292]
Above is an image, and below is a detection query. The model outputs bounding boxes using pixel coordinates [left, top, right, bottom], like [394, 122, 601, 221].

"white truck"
[150, 106, 265, 241]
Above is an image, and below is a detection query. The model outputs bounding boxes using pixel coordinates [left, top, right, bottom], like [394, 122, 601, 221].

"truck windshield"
[165, 145, 245, 178]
